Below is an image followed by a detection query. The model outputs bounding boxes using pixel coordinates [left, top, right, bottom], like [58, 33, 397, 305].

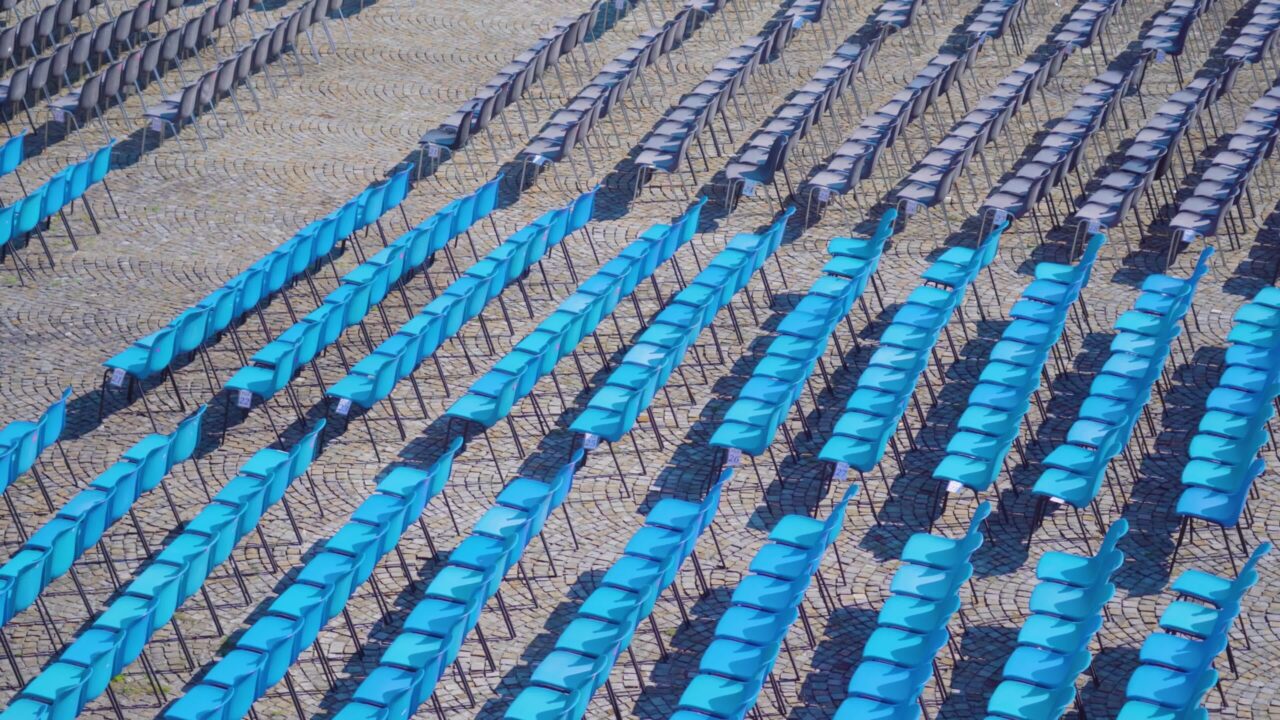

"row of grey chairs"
[0, 0, 108, 69]
[417, 0, 616, 177]
[0, 0, 216, 118]
[518, 3, 709, 188]
[142, 0, 339, 162]
[0, 0, 258, 145]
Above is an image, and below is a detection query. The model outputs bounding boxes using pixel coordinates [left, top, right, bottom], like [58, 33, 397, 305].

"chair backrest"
[1230, 542, 1272, 597]
[178, 80, 201, 120]
[960, 501, 992, 555]
[143, 325, 179, 377]
[1097, 517, 1129, 559]
[285, 420, 325, 481]
[0, 131, 25, 176]
[42, 171, 69, 219]
[101, 59, 124, 97]
[173, 305, 211, 354]
[214, 57, 236, 94]
[167, 404, 207, 466]
[89, 139, 114, 183]
[820, 483, 860, 546]
[114, 8, 137, 44]
[28, 56, 52, 93]
[15, 188, 47, 234]
[37, 387, 73, 449]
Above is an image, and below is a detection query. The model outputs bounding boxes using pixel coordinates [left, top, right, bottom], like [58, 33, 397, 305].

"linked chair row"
[1, 422, 324, 720]
[162, 437, 462, 720]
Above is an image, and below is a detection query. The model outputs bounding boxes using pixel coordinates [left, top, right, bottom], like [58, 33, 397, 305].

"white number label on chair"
[992, 208, 1008, 224]
[236, 390, 253, 409]
[1180, 228, 1197, 244]
[532, 154, 548, 166]
[904, 199, 920, 216]
[946, 481, 963, 493]
[742, 180, 758, 197]
[818, 188, 832, 202]
[833, 462, 849, 480]
[151, 118, 164, 132]
[726, 448, 742, 467]
[1087, 218, 1100, 233]
[583, 433, 599, 450]
[792, 16, 806, 28]
[427, 144, 441, 158]
[336, 398, 352, 416]
[52, 110, 64, 123]
[1156, 50, 1167, 63]
[110, 369, 127, 387]
[1049, 495, 1065, 505]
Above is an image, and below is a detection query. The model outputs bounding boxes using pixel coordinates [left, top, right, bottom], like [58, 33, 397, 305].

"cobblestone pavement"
[0, 0, 1278, 716]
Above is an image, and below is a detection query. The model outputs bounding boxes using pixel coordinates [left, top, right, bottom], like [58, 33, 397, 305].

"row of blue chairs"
[1, 422, 324, 720]
[1030, 249, 1213, 521]
[571, 208, 793, 442]
[836, 503, 989, 718]
[225, 177, 522, 415]
[710, 209, 897, 457]
[1172, 286, 1280, 562]
[984, 520, 1127, 719]
[931, 232, 1105, 498]
[162, 437, 462, 720]
[0, 386, 71, 496]
[1118, 544, 1271, 719]
[102, 164, 423, 417]
[331, 449, 585, 720]
[505, 468, 732, 719]
[671, 484, 857, 719]
[0, 405, 205, 628]
[0, 139, 116, 281]
[326, 187, 597, 418]
[818, 219, 1009, 483]
[447, 197, 704, 430]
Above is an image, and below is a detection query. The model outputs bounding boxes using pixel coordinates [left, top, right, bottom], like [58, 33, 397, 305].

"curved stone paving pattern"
[0, 0, 1276, 717]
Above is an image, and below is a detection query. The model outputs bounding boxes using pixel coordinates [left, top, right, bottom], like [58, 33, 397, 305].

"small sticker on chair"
[336, 398, 352, 416]
[151, 118, 163, 132]
[110, 369, 127, 387]
[1156, 50, 1167, 63]
[1049, 495, 1065, 505]
[236, 390, 253, 409]
[726, 448, 742, 467]
[833, 462, 849, 480]
[1087, 219, 1100, 233]
[992, 208, 1008, 223]
[792, 16, 806, 28]
[614, 0, 625, 9]
[52, 109, 64, 123]
[583, 433, 599, 450]
[532, 154, 548, 166]
[1180, 228, 1196, 244]
[818, 188, 832, 202]
[743, 180, 758, 197]
[904, 199, 920, 216]
[946, 481, 962, 493]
